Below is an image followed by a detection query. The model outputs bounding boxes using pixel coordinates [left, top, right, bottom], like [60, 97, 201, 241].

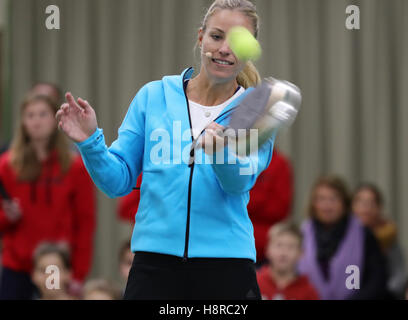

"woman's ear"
[198, 28, 204, 47]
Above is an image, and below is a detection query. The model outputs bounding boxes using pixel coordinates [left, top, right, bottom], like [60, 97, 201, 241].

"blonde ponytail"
[237, 60, 261, 89]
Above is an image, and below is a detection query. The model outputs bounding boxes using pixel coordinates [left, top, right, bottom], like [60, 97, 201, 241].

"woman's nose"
[218, 40, 232, 56]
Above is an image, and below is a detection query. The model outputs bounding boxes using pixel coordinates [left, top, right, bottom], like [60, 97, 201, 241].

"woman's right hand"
[56, 92, 98, 143]
[2, 199, 22, 223]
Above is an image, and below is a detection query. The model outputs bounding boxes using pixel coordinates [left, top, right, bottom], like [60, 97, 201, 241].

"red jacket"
[257, 265, 319, 300]
[117, 174, 143, 222]
[0, 151, 95, 281]
[248, 149, 293, 262]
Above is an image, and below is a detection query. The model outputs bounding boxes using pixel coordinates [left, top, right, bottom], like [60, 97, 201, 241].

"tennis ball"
[227, 26, 262, 61]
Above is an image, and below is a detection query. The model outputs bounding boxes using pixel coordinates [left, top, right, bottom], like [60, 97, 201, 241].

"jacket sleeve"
[75, 85, 147, 198]
[70, 156, 96, 282]
[210, 133, 276, 195]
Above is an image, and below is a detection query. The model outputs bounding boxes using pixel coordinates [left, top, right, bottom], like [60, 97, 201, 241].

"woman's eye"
[211, 34, 222, 40]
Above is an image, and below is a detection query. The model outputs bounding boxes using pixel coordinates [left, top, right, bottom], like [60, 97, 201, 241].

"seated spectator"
[298, 175, 387, 300]
[119, 240, 134, 286]
[82, 279, 121, 300]
[31, 242, 75, 300]
[352, 183, 407, 299]
[257, 221, 319, 300]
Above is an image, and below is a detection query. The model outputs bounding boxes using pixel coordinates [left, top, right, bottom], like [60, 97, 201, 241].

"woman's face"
[198, 9, 253, 83]
[313, 185, 345, 225]
[23, 101, 56, 142]
[352, 189, 381, 227]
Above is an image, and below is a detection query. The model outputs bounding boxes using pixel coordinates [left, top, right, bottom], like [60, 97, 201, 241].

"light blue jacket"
[76, 67, 275, 261]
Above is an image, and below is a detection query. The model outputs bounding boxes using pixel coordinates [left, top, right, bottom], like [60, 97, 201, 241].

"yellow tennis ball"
[227, 26, 262, 61]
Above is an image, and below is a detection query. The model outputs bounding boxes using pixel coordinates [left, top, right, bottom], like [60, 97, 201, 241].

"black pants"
[124, 251, 261, 300]
[0, 267, 37, 300]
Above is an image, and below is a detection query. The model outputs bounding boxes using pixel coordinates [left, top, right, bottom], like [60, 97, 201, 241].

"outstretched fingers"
[65, 92, 85, 113]
[56, 103, 67, 123]
[56, 111, 64, 130]
[77, 97, 92, 113]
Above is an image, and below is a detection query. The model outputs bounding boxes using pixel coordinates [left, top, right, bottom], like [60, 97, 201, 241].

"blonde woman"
[57, 0, 274, 299]
[0, 95, 95, 299]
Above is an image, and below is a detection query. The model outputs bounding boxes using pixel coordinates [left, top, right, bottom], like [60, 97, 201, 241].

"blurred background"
[0, 0, 407, 297]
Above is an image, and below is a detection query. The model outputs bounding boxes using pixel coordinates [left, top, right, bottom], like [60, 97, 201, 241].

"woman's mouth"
[212, 58, 234, 66]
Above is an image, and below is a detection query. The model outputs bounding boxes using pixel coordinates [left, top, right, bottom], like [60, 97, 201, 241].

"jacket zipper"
[183, 74, 194, 262]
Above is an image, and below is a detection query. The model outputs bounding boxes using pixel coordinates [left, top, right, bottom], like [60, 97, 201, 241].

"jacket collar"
[182, 67, 194, 81]
[161, 68, 195, 139]
[162, 67, 253, 132]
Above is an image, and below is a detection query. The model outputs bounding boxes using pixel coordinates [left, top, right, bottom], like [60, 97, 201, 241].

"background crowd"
[0, 83, 407, 300]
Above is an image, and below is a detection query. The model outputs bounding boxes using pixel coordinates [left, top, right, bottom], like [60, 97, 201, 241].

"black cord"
[187, 106, 239, 167]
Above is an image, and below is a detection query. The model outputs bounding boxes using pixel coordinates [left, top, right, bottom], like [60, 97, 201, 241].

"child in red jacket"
[257, 221, 319, 300]
[0, 94, 95, 299]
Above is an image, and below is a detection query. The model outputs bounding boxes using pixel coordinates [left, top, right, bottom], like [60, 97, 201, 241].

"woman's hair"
[9, 94, 72, 181]
[196, 0, 261, 88]
[33, 242, 71, 270]
[352, 182, 384, 208]
[29, 82, 63, 105]
[306, 175, 351, 218]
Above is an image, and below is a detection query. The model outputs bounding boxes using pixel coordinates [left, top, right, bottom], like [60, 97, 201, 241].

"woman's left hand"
[201, 122, 227, 155]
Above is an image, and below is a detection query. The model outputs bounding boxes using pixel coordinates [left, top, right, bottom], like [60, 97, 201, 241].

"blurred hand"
[68, 278, 83, 299]
[2, 199, 22, 223]
[56, 92, 98, 143]
[201, 122, 227, 155]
